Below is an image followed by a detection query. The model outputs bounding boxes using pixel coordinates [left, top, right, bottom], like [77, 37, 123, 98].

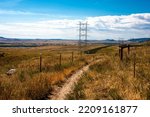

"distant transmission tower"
[78, 21, 88, 52]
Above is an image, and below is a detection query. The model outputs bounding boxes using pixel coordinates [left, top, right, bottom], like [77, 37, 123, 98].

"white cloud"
[0, 19, 81, 39]
[0, 13, 150, 39]
[87, 13, 150, 30]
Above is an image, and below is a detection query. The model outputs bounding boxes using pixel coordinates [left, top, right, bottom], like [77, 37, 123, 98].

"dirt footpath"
[49, 59, 101, 100]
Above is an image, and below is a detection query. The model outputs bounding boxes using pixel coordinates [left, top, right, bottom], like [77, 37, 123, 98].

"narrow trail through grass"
[48, 58, 102, 100]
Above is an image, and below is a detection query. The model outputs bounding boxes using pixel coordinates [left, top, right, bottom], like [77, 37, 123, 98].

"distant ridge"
[0, 37, 7, 40]
[128, 38, 150, 43]
[0, 36, 150, 44]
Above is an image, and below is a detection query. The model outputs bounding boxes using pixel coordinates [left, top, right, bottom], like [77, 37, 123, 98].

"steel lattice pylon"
[78, 21, 88, 52]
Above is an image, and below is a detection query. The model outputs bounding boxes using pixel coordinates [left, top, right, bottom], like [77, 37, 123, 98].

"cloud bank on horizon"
[0, 13, 150, 40]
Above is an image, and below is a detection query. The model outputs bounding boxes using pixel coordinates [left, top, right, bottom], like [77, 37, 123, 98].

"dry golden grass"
[68, 45, 150, 100]
[0, 45, 100, 100]
[1, 43, 149, 100]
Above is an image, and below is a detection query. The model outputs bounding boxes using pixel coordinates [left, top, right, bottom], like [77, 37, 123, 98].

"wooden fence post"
[128, 45, 130, 55]
[40, 53, 42, 72]
[120, 47, 123, 61]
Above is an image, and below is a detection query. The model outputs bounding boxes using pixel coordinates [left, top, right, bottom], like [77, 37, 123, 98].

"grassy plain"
[0, 45, 100, 99]
[1, 42, 150, 100]
[68, 43, 150, 100]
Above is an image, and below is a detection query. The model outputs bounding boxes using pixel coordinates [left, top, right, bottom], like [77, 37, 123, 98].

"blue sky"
[0, 0, 150, 39]
[1, 0, 150, 20]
